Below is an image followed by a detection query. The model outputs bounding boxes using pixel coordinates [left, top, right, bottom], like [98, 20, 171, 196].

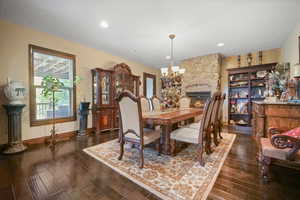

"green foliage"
[41, 75, 64, 102]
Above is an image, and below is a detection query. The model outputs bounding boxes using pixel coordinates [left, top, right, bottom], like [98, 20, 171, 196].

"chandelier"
[160, 34, 185, 77]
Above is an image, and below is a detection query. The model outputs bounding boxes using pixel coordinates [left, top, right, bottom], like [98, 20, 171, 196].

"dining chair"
[140, 96, 151, 112]
[151, 96, 161, 111]
[216, 93, 226, 139]
[209, 91, 222, 146]
[179, 96, 191, 109]
[116, 90, 162, 169]
[170, 98, 213, 166]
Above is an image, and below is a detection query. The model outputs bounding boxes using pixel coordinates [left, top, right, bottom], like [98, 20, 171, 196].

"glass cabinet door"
[92, 71, 98, 105]
[101, 72, 111, 105]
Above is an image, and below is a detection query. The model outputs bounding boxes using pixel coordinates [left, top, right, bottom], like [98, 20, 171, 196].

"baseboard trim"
[23, 128, 95, 145]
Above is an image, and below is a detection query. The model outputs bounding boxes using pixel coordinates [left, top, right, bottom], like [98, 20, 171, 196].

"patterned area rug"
[84, 133, 236, 200]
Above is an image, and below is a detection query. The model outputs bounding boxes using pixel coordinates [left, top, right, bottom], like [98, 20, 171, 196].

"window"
[143, 72, 156, 98]
[29, 45, 76, 126]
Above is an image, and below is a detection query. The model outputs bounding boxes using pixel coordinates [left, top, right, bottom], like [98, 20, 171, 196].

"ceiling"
[1, 0, 300, 69]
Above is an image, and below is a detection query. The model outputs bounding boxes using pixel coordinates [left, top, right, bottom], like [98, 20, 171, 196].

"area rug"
[83, 133, 236, 200]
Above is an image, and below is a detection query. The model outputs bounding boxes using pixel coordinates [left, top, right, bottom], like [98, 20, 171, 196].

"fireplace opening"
[186, 91, 211, 108]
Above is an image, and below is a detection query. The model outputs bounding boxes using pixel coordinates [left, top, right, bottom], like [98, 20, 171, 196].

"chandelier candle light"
[160, 34, 185, 108]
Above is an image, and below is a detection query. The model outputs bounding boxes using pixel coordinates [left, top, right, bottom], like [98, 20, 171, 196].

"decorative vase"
[4, 80, 26, 105]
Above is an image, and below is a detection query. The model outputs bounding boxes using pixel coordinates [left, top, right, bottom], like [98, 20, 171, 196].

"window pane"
[33, 52, 74, 87]
[146, 77, 154, 98]
[35, 88, 73, 120]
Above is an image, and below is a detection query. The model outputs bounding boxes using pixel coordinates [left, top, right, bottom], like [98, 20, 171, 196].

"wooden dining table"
[142, 108, 203, 155]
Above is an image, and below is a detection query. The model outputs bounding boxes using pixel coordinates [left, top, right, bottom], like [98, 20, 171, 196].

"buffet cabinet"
[252, 101, 300, 138]
[91, 63, 140, 133]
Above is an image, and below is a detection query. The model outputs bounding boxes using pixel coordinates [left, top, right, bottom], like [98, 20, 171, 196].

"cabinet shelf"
[227, 63, 277, 130]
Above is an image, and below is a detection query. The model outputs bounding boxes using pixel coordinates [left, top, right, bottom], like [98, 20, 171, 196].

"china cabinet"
[91, 63, 140, 133]
[227, 63, 276, 133]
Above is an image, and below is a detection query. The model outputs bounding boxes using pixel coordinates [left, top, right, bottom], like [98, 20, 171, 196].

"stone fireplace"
[186, 91, 211, 108]
[180, 53, 222, 97]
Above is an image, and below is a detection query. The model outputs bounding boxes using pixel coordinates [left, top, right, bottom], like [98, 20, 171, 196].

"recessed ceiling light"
[100, 20, 109, 28]
[217, 42, 225, 47]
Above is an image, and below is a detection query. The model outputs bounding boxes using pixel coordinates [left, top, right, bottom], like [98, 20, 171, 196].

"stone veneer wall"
[180, 54, 222, 94]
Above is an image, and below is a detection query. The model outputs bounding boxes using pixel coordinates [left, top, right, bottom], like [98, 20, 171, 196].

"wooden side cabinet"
[252, 101, 300, 138]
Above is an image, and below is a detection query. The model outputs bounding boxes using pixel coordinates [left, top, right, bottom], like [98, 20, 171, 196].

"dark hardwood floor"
[0, 132, 300, 200]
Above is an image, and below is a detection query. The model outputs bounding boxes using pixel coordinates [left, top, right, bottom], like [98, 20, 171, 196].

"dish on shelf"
[256, 70, 267, 78]
[236, 119, 248, 125]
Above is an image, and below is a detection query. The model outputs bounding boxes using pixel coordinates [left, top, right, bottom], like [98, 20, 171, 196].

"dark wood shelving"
[227, 63, 277, 132]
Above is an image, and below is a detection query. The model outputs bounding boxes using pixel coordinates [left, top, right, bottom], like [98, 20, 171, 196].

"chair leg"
[158, 138, 162, 156]
[118, 139, 124, 160]
[260, 154, 272, 182]
[139, 146, 144, 169]
[170, 139, 176, 156]
[213, 128, 219, 146]
[197, 144, 205, 166]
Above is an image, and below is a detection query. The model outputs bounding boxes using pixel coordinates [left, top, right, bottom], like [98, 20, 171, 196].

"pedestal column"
[78, 102, 90, 136]
[2, 104, 27, 154]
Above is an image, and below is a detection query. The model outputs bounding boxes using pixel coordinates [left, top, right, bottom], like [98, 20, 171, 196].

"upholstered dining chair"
[260, 127, 300, 181]
[170, 98, 213, 166]
[151, 96, 161, 112]
[140, 96, 151, 113]
[116, 90, 162, 169]
[179, 96, 191, 109]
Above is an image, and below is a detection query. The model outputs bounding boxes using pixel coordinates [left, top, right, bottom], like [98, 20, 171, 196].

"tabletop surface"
[142, 108, 202, 121]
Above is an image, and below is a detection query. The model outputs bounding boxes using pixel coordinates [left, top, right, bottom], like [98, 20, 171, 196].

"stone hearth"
[181, 54, 222, 94]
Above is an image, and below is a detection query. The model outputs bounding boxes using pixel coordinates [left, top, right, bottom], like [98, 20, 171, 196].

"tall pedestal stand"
[2, 104, 27, 154]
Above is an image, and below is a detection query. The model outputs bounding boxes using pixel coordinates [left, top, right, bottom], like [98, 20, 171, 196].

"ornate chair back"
[140, 96, 150, 113]
[211, 91, 222, 126]
[116, 91, 143, 142]
[218, 93, 226, 122]
[179, 96, 191, 109]
[198, 98, 213, 143]
[151, 96, 161, 111]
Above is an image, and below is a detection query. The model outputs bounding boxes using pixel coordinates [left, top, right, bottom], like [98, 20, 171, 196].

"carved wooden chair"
[151, 96, 161, 112]
[179, 96, 191, 109]
[140, 96, 151, 113]
[260, 127, 300, 181]
[116, 90, 162, 169]
[216, 93, 226, 140]
[188, 91, 222, 147]
[208, 91, 222, 146]
[170, 98, 214, 166]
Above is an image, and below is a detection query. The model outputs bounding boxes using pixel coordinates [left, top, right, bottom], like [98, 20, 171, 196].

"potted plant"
[41, 75, 81, 148]
[41, 75, 64, 148]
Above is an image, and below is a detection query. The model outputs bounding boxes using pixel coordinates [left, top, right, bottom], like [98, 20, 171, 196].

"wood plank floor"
[0, 132, 300, 200]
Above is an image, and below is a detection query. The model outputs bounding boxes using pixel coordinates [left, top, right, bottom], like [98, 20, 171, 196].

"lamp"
[171, 66, 180, 73]
[161, 67, 168, 76]
[179, 68, 186, 74]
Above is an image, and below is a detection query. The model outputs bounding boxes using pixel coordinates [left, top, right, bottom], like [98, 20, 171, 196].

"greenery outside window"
[29, 45, 76, 126]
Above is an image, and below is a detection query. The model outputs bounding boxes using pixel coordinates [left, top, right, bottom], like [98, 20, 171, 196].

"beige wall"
[281, 20, 300, 75]
[0, 20, 161, 143]
[220, 48, 281, 123]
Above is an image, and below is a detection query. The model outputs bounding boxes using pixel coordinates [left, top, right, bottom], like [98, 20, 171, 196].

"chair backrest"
[151, 96, 161, 111]
[140, 96, 150, 112]
[202, 92, 219, 132]
[217, 93, 226, 121]
[116, 90, 143, 139]
[198, 98, 213, 143]
[210, 91, 222, 126]
[179, 96, 191, 109]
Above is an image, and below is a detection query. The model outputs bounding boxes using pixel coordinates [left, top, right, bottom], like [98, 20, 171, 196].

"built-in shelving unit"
[227, 63, 277, 133]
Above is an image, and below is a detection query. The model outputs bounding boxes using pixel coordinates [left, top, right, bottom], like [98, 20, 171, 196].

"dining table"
[142, 108, 203, 155]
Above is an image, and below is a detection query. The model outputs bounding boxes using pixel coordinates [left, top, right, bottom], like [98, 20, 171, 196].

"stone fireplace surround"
[181, 53, 222, 97]
[186, 91, 211, 108]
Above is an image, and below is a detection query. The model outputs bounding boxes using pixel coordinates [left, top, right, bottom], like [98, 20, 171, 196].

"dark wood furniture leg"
[139, 145, 144, 169]
[162, 124, 172, 155]
[260, 154, 272, 182]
